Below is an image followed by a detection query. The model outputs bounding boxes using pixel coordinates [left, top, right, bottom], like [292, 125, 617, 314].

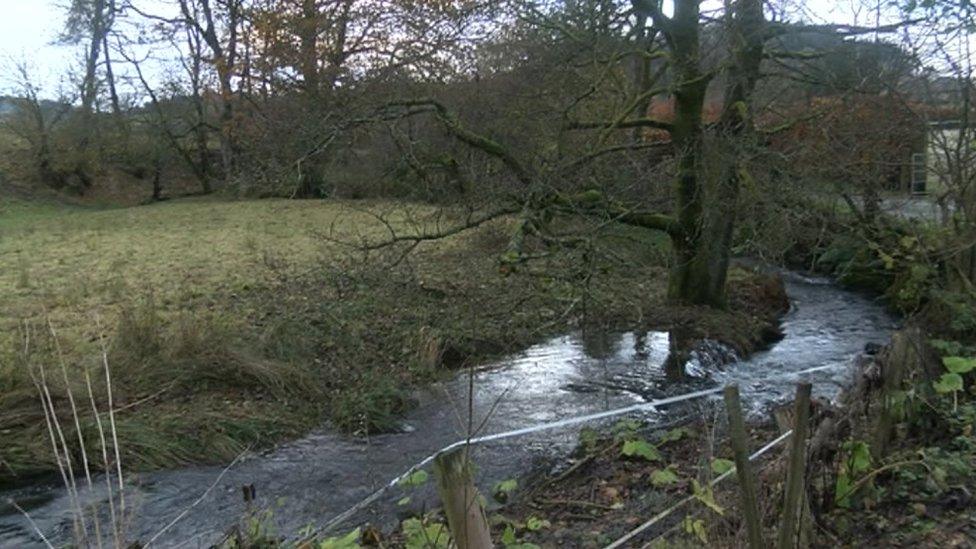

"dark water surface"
[0, 272, 897, 548]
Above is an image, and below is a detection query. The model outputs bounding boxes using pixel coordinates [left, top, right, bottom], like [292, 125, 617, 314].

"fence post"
[433, 446, 493, 549]
[777, 382, 812, 549]
[723, 384, 764, 549]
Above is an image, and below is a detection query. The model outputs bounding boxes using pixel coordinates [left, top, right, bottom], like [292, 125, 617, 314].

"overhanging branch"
[385, 99, 535, 186]
[565, 117, 674, 132]
[554, 191, 681, 237]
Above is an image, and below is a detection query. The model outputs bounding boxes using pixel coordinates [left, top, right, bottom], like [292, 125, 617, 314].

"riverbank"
[0, 197, 789, 487]
[487, 329, 976, 548]
[3, 267, 887, 547]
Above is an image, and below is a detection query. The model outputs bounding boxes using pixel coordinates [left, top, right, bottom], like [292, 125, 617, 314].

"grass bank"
[0, 196, 784, 485]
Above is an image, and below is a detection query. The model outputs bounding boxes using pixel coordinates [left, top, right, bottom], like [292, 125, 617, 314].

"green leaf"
[402, 518, 449, 549]
[659, 427, 692, 444]
[844, 441, 872, 473]
[834, 474, 853, 508]
[525, 516, 550, 531]
[930, 339, 963, 356]
[943, 356, 976, 374]
[397, 496, 411, 506]
[578, 427, 599, 451]
[621, 439, 661, 462]
[318, 528, 361, 549]
[691, 480, 724, 516]
[495, 479, 518, 495]
[682, 516, 708, 544]
[612, 419, 641, 440]
[710, 458, 735, 475]
[398, 470, 429, 488]
[501, 525, 517, 545]
[650, 468, 679, 487]
[878, 250, 896, 270]
[934, 372, 964, 394]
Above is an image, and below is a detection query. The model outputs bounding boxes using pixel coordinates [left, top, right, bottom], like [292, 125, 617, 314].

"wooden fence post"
[433, 447, 493, 549]
[777, 382, 812, 549]
[724, 384, 764, 549]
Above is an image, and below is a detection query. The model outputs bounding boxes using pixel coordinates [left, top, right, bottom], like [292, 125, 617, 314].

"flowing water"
[0, 271, 898, 548]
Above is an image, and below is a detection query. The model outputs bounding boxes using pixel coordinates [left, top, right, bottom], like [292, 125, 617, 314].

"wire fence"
[314, 361, 846, 538]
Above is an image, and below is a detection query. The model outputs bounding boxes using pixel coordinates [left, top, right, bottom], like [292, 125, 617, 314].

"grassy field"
[0, 196, 693, 483]
[0, 194, 793, 487]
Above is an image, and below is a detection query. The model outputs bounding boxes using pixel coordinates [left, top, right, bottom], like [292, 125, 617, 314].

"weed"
[329, 371, 412, 434]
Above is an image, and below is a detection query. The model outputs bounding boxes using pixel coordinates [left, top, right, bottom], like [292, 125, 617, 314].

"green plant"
[933, 356, 976, 411]
[651, 467, 680, 487]
[682, 515, 709, 544]
[621, 438, 662, 462]
[835, 440, 872, 508]
[395, 468, 430, 506]
[710, 458, 734, 475]
[612, 419, 641, 441]
[578, 426, 599, 453]
[402, 517, 450, 549]
[493, 478, 518, 502]
[659, 427, 692, 444]
[525, 516, 550, 531]
[690, 480, 724, 515]
[500, 524, 542, 548]
[318, 528, 361, 549]
[399, 469, 430, 488]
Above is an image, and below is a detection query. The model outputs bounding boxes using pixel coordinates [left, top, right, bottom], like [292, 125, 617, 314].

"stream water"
[0, 271, 898, 548]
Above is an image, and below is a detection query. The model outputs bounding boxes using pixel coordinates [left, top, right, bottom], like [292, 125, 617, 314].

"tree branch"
[385, 99, 535, 186]
[565, 117, 674, 132]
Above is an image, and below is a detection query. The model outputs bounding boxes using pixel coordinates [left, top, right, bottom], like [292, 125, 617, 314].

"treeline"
[0, 1, 937, 201]
[3, 0, 973, 308]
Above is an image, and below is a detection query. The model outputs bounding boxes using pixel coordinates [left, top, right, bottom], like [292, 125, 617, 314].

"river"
[0, 270, 897, 548]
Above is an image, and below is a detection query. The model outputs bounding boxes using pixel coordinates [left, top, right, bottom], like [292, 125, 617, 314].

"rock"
[864, 342, 883, 355]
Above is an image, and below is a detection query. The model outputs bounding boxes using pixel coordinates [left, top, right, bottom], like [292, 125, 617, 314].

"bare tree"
[2, 62, 74, 189]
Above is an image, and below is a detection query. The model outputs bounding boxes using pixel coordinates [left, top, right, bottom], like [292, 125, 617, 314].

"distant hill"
[0, 95, 73, 118]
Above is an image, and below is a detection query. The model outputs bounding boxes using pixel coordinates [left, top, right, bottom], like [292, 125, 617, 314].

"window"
[911, 152, 927, 194]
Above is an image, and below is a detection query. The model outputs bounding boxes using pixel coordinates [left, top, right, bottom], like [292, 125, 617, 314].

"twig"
[604, 430, 794, 549]
[50, 319, 103, 549]
[35, 340, 89, 544]
[96, 315, 127, 537]
[7, 498, 56, 549]
[536, 498, 619, 511]
[146, 450, 249, 546]
[85, 367, 121, 548]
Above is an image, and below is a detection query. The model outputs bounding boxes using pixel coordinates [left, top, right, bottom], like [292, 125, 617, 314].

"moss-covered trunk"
[658, 0, 764, 309]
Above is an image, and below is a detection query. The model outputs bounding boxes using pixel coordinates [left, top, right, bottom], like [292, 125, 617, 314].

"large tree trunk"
[659, 0, 725, 307]
[300, 0, 320, 95]
[181, 0, 239, 184]
[655, 0, 764, 308]
[73, 0, 109, 190]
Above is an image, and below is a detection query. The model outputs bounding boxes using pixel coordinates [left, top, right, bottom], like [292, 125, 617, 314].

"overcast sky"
[1, 1, 75, 93]
[0, 0, 893, 98]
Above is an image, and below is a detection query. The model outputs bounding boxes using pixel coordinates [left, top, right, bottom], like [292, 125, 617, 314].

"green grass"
[0, 196, 683, 483]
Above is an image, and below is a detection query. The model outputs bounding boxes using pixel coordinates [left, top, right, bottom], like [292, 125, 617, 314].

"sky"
[0, 0, 897, 98]
[0, 1, 75, 93]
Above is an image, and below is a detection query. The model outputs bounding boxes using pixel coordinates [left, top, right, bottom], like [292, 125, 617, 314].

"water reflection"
[664, 327, 694, 381]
